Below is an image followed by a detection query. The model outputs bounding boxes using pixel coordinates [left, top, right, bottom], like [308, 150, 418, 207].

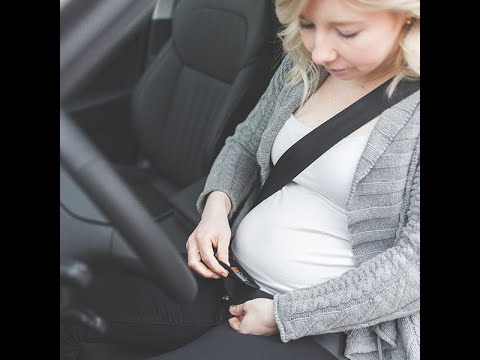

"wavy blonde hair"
[275, 0, 420, 104]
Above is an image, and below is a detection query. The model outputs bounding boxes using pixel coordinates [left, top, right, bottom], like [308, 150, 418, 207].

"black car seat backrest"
[131, 0, 278, 188]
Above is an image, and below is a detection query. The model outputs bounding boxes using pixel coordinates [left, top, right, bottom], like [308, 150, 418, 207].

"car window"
[60, 0, 73, 10]
[152, 0, 175, 20]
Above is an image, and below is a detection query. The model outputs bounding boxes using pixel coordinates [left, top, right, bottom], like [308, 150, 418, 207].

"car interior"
[61, 0, 285, 359]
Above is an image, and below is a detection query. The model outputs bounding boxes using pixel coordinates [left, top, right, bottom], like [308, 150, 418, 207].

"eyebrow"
[330, 20, 363, 26]
[299, 16, 363, 26]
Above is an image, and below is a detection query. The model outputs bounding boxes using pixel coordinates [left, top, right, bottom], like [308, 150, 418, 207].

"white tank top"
[232, 114, 372, 295]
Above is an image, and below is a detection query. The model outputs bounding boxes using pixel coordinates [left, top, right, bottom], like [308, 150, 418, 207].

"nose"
[310, 34, 337, 66]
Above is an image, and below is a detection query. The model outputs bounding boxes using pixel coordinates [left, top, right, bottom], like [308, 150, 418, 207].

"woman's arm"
[202, 191, 232, 217]
[196, 57, 293, 220]
[273, 162, 420, 342]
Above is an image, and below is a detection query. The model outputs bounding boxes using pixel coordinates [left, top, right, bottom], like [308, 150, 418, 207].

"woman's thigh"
[150, 323, 340, 360]
[72, 266, 230, 351]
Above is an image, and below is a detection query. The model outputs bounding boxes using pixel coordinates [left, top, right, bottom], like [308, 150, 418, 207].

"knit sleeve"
[273, 162, 420, 342]
[196, 56, 293, 219]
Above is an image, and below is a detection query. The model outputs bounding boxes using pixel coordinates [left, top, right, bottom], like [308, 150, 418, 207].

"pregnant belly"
[231, 185, 355, 294]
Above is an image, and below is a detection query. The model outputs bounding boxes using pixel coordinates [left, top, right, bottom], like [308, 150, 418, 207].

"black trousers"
[61, 266, 338, 360]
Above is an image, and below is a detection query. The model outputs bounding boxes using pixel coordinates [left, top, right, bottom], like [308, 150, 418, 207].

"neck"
[357, 70, 396, 89]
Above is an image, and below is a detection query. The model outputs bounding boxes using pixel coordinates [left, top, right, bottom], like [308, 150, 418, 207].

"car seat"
[114, 0, 281, 221]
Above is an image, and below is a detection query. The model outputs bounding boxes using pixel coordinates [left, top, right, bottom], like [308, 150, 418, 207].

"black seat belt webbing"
[252, 78, 420, 209]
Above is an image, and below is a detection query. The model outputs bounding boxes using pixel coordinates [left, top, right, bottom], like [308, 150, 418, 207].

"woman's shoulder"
[397, 85, 419, 109]
[259, 55, 297, 101]
[269, 55, 295, 85]
[387, 88, 420, 125]
[400, 88, 420, 109]
[277, 54, 295, 73]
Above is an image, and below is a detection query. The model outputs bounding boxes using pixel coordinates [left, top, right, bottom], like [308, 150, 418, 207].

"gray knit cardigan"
[197, 56, 420, 360]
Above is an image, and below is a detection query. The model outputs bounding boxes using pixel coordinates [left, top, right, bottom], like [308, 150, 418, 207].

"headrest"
[172, 0, 272, 83]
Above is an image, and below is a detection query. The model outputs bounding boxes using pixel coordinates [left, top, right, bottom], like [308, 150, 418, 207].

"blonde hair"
[275, 0, 420, 104]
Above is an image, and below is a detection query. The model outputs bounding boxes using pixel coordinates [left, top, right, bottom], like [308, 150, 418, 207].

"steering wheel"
[60, 110, 198, 304]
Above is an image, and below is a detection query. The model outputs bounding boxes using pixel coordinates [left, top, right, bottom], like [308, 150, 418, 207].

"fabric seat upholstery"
[116, 0, 279, 219]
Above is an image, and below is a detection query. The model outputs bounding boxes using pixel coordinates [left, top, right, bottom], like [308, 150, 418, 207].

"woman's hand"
[186, 192, 232, 279]
[228, 298, 279, 336]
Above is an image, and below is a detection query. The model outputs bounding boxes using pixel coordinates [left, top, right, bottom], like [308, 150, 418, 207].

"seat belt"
[221, 77, 419, 305]
[253, 77, 420, 209]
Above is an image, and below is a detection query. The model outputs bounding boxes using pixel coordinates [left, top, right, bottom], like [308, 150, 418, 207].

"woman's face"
[298, 0, 406, 81]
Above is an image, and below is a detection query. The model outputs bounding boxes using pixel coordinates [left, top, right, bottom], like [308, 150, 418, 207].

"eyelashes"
[299, 22, 359, 39]
[299, 22, 314, 30]
[337, 30, 358, 39]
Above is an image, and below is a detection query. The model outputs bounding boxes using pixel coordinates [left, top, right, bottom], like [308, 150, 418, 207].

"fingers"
[199, 243, 228, 277]
[228, 304, 246, 333]
[229, 303, 246, 316]
[228, 317, 242, 332]
[215, 237, 230, 267]
[186, 238, 221, 279]
[186, 234, 228, 278]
